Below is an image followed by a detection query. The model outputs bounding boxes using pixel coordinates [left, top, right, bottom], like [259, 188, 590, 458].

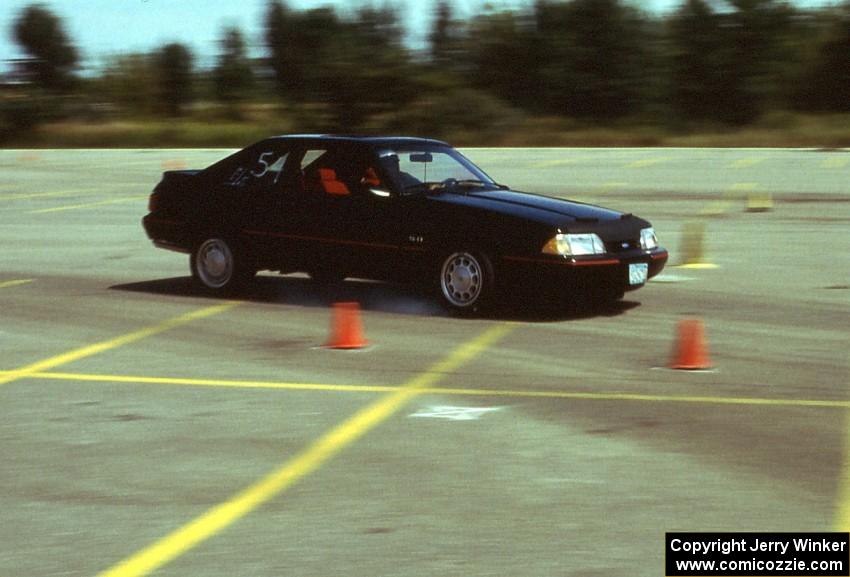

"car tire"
[190, 237, 255, 295]
[438, 250, 495, 314]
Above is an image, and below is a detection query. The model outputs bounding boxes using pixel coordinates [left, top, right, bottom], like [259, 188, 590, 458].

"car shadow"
[109, 274, 640, 322]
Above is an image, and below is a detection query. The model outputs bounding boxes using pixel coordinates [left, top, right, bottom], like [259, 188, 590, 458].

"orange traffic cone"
[669, 318, 711, 370]
[161, 158, 187, 171]
[326, 302, 367, 349]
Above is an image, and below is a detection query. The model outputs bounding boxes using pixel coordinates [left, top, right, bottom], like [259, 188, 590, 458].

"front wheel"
[438, 251, 495, 314]
[190, 237, 255, 295]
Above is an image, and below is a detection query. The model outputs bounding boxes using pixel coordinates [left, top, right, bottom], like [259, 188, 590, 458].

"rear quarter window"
[205, 147, 290, 189]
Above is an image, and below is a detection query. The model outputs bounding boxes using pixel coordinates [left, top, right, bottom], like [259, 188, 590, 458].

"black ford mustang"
[143, 135, 667, 312]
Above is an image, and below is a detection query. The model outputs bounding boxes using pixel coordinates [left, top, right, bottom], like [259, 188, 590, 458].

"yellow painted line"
[0, 190, 87, 201]
[592, 181, 629, 195]
[531, 158, 587, 168]
[699, 200, 731, 216]
[429, 387, 850, 409]
[835, 423, 850, 531]
[29, 195, 148, 214]
[625, 157, 670, 169]
[0, 302, 239, 388]
[0, 279, 34, 290]
[9, 369, 849, 410]
[107, 159, 169, 168]
[728, 182, 758, 194]
[597, 181, 628, 191]
[821, 157, 849, 169]
[23, 371, 399, 394]
[700, 183, 763, 216]
[96, 323, 514, 577]
[728, 157, 765, 169]
[833, 341, 850, 530]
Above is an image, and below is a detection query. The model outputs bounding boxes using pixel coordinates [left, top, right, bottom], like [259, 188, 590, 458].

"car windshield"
[376, 146, 498, 195]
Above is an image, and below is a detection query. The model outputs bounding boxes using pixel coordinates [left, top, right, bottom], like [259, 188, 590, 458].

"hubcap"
[196, 239, 233, 288]
[441, 252, 483, 307]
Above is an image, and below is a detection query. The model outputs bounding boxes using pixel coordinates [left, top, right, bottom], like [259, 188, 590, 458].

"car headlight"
[542, 233, 605, 256]
[640, 227, 658, 250]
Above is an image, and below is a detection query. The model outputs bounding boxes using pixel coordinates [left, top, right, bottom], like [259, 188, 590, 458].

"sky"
[0, 0, 843, 73]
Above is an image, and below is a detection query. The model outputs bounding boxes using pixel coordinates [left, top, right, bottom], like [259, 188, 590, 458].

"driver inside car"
[378, 152, 420, 191]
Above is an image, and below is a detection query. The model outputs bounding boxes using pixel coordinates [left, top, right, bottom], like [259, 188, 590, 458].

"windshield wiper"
[404, 180, 505, 195]
[454, 179, 509, 192]
[404, 182, 446, 194]
[403, 182, 431, 194]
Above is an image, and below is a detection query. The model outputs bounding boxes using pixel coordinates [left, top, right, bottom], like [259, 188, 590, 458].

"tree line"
[3, 0, 850, 139]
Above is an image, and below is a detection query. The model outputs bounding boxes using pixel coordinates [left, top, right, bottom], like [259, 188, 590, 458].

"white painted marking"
[649, 273, 695, 283]
[650, 367, 720, 374]
[409, 405, 503, 421]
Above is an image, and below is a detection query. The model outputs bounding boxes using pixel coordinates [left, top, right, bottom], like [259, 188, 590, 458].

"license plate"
[629, 263, 648, 285]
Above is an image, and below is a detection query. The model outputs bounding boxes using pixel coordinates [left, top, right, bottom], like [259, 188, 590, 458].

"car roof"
[264, 134, 450, 149]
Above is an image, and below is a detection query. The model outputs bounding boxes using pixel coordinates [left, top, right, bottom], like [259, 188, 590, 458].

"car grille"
[605, 238, 639, 253]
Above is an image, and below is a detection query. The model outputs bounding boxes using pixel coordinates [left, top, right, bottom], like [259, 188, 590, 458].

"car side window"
[300, 150, 327, 171]
[225, 148, 290, 189]
[300, 149, 358, 198]
[222, 148, 257, 186]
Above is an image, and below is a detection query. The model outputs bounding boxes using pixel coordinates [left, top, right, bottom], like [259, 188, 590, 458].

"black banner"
[666, 532, 849, 576]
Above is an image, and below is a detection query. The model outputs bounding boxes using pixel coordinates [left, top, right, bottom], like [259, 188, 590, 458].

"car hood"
[427, 188, 631, 229]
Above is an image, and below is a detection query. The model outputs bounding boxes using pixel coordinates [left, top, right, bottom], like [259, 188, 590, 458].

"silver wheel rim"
[440, 252, 483, 308]
[196, 239, 233, 289]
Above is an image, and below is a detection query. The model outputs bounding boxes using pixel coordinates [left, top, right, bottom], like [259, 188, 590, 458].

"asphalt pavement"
[1, 147, 848, 576]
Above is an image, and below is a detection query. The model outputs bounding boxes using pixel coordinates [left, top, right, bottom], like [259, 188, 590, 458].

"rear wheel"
[190, 237, 255, 295]
[438, 251, 495, 314]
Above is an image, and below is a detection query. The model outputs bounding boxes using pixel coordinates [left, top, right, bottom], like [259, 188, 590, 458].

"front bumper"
[502, 248, 669, 297]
